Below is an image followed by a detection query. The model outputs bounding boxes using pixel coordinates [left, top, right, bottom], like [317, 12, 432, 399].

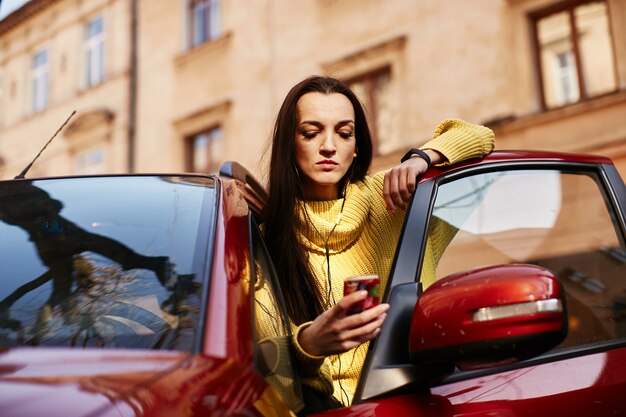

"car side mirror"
[409, 264, 567, 372]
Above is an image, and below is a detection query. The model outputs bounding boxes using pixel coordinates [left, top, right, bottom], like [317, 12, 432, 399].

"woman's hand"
[298, 290, 390, 357]
[383, 149, 443, 213]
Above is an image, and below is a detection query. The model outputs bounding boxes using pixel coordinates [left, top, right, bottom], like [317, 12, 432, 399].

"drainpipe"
[127, 0, 138, 172]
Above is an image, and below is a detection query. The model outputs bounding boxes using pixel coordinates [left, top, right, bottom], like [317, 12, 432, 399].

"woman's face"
[294, 92, 356, 200]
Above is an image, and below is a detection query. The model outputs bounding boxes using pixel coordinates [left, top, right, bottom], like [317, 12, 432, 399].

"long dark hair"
[263, 76, 373, 324]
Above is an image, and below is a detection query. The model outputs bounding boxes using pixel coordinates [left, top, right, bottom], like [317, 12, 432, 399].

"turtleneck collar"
[296, 181, 372, 254]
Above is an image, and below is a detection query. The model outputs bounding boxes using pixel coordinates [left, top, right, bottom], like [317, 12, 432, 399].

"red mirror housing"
[409, 264, 567, 370]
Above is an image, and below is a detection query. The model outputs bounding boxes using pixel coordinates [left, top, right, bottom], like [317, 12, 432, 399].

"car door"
[218, 162, 303, 416]
[350, 156, 626, 416]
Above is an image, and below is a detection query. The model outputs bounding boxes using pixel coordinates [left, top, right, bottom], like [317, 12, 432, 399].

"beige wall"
[1, 0, 625, 182]
[135, 0, 516, 179]
[0, 0, 131, 179]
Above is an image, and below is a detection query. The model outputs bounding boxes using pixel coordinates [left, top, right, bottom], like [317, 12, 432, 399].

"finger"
[398, 167, 415, 203]
[387, 170, 402, 209]
[310, 306, 388, 355]
[383, 171, 394, 212]
[391, 179, 404, 208]
[333, 290, 369, 317]
[340, 312, 388, 344]
[406, 168, 417, 195]
[401, 166, 422, 203]
[340, 303, 390, 329]
[402, 158, 428, 202]
[334, 327, 383, 353]
[397, 167, 409, 201]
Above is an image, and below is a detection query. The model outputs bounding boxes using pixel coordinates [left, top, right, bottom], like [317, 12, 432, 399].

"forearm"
[422, 149, 444, 165]
[421, 119, 495, 166]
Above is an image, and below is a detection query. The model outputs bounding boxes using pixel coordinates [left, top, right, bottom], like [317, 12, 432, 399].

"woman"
[261, 76, 494, 408]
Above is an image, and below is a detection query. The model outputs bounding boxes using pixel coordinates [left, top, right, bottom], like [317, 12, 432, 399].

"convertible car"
[1, 150, 625, 416]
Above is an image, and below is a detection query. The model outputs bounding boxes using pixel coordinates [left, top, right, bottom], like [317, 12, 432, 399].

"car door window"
[0, 176, 213, 351]
[425, 169, 626, 349]
[249, 216, 304, 413]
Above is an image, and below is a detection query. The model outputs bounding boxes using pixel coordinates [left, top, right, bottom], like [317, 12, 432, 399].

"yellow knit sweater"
[289, 119, 495, 405]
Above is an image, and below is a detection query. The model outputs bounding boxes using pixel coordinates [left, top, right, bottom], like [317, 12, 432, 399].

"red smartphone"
[343, 275, 380, 315]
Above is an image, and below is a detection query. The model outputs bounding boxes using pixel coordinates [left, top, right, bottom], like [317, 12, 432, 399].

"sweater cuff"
[292, 322, 326, 375]
[421, 119, 495, 166]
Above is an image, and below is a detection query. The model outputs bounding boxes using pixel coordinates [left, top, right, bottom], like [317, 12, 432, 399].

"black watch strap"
[401, 148, 432, 166]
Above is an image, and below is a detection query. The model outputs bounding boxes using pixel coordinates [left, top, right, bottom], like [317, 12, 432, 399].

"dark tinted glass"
[0, 176, 215, 351]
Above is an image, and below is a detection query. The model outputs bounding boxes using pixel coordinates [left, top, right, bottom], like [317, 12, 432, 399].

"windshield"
[0, 175, 215, 351]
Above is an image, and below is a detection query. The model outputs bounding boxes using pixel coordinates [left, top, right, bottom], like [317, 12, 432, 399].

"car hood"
[0, 347, 268, 417]
[0, 347, 192, 417]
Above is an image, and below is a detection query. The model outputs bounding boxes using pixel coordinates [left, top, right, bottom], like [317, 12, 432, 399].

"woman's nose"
[320, 133, 336, 153]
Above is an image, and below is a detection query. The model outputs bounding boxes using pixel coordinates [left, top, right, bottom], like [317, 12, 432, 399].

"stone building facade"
[0, 0, 625, 180]
[0, 0, 133, 178]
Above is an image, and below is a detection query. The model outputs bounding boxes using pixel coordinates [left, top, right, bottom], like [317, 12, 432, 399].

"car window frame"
[195, 174, 219, 354]
[355, 160, 626, 402]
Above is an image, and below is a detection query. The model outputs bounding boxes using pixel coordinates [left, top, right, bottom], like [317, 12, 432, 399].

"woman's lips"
[317, 160, 338, 170]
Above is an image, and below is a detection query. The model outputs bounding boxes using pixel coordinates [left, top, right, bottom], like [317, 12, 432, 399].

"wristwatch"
[401, 148, 431, 167]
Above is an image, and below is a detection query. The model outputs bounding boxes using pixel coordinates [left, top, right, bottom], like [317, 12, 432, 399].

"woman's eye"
[302, 131, 318, 139]
[339, 131, 354, 139]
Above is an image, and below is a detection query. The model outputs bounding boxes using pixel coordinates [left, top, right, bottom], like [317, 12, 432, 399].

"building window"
[188, 0, 222, 48]
[85, 15, 105, 87]
[75, 147, 106, 175]
[32, 48, 48, 112]
[532, 0, 617, 109]
[556, 51, 579, 104]
[186, 126, 222, 173]
[347, 67, 394, 155]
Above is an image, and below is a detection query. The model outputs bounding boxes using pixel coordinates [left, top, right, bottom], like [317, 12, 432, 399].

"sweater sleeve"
[290, 323, 335, 395]
[421, 119, 495, 165]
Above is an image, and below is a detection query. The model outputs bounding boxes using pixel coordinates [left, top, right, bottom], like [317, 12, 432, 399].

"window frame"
[84, 14, 105, 88]
[74, 146, 107, 175]
[185, 125, 222, 174]
[346, 66, 392, 156]
[530, 0, 619, 110]
[187, 0, 222, 49]
[31, 47, 49, 113]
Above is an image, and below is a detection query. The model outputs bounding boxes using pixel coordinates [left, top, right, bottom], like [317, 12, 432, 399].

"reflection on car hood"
[0, 347, 271, 416]
[0, 348, 190, 417]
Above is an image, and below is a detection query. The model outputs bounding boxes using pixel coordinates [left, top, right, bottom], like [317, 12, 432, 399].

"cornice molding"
[64, 109, 115, 138]
[0, 0, 62, 37]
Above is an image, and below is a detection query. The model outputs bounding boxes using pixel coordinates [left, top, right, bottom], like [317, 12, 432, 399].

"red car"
[1, 150, 625, 416]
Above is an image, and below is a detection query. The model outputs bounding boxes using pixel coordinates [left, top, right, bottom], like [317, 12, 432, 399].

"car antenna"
[14, 110, 77, 179]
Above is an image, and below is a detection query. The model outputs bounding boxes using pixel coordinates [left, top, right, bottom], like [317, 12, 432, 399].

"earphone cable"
[301, 195, 346, 308]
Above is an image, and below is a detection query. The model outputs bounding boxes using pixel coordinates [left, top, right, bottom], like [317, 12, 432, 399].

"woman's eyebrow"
[336, 120, 355, 127]
[299, 120, 323, 127]
[298, 119, 354, 127]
